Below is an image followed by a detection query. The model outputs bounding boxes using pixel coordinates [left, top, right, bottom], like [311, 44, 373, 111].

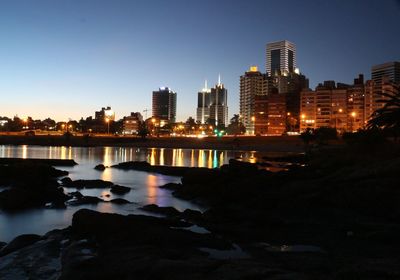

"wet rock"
[68, 191, 83, 199]
[0, 163, 70, 210]
[112, 161, 200, 176]
[110, 184, 131, 195]
[60, 239, 98, 279]
[46, 201, 67, 209]
[68, 196, 103, 206]
[60, 177, 73, 185]
[0, 229, 68, 280]
[109, 198, 131, 204]
[0, 234, 42, 257]
[140, 204, 181, 217]
[159, 182, 182, 191]
[94, 164, 106, 171]
[63, 179, 113, 189]
[182, 209, 204, 223]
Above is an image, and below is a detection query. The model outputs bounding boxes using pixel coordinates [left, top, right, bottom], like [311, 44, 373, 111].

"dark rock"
[68, 196, 103, 206]
[182, 209, 204, 223]
[159, 182, 182, 190]
[110, 184, 131, 195]
[109, 198, 131, 204]
[68, 191, 83, 199]
[61, 177, 73, 185]
[61, 239, 98, 279]
[112, 161, 200, 176]
[0, 242, 6, 250]
[64, 179, 114, 189]
[0, 234, 41, 257]
[94, 164, 106, 171]
[140, 204, 181, 217]
[46, 200, 67, 209]
[71, 209, 231, 250]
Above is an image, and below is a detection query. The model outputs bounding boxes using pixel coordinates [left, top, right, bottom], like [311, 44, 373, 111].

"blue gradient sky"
[0, 0, 399, 122]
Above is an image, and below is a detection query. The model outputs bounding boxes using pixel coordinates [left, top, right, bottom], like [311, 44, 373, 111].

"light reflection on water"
[0, 145, 280, 242]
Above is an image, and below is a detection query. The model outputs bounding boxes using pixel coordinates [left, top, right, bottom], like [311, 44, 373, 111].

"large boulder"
[0, 234, 41, 257]
[63, 179, 114, 189]
[140, 204, 181, 217]
[110, 184, 131, 195]
[109, 198, 131, 204]
[94, 164, 106, 171]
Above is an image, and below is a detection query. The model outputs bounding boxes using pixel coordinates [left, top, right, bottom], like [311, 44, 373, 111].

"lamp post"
[106, 118, 110, 135]
[350, 111, 356, 132]
[335, 108, 343, 132]
[251, 116, 255, 135]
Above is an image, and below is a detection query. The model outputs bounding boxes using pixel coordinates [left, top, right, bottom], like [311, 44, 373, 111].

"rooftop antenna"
[218, 74, 221, 86]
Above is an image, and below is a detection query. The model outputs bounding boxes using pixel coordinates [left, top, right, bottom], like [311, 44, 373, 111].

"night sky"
[0, 0, 399, 121]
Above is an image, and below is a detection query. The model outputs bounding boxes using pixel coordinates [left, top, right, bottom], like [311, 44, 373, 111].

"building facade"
[299, 75, 389, 133]
[123, 112, 143, 135]
[371, 61, 400, 85]
[95, 106, 115, 121]
[152, 87, 177, 123]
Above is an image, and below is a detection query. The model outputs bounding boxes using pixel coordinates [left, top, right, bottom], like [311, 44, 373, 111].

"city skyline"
[0, 0, 399, 122]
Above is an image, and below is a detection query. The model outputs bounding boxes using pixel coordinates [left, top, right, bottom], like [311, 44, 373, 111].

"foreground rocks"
[2, 209, 302, 280]
[0, 163, 69, 210]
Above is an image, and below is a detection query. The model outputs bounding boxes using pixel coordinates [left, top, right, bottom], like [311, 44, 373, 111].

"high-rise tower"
[210, 75, 228, 127]
[196, 81, 211, 124]
[266, 40, 296, 76]
[152, 87, 177, 123]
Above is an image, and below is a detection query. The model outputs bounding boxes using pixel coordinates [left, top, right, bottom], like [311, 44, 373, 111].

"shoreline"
[0, 134, 306, 152]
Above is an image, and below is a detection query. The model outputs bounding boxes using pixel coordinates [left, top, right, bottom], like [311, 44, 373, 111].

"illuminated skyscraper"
[196, 81, 211, 124]
[152, 87, 177, 123]
[266, 40, 297, 76]
[209, 75, 228, 127]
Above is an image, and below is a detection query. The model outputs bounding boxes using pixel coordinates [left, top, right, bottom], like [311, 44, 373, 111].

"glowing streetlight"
[105, 118, 110, 135]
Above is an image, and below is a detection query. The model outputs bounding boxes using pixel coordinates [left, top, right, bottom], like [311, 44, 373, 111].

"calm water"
[0, 145, 262, 242]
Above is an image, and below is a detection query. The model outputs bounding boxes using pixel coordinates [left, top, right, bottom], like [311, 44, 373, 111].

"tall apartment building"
[239, 66, 267, 134]
[152, 87, 177, 123]
[196, 81, 211, 124]
[266, 40, 296, 76]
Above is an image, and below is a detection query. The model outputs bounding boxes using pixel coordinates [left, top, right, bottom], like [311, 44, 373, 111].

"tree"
[226, 114, 245, 135]
[367, 83, 400, 140]
[138, 121, 149, 139]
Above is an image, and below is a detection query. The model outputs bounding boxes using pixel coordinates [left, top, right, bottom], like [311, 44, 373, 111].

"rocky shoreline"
[1, 144, 400, 279]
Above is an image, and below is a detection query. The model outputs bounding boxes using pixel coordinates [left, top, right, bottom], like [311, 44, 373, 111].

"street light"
[105, 118, 110, 135]
[350, 112, 356, 132]
[335, 108, 343, 132]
